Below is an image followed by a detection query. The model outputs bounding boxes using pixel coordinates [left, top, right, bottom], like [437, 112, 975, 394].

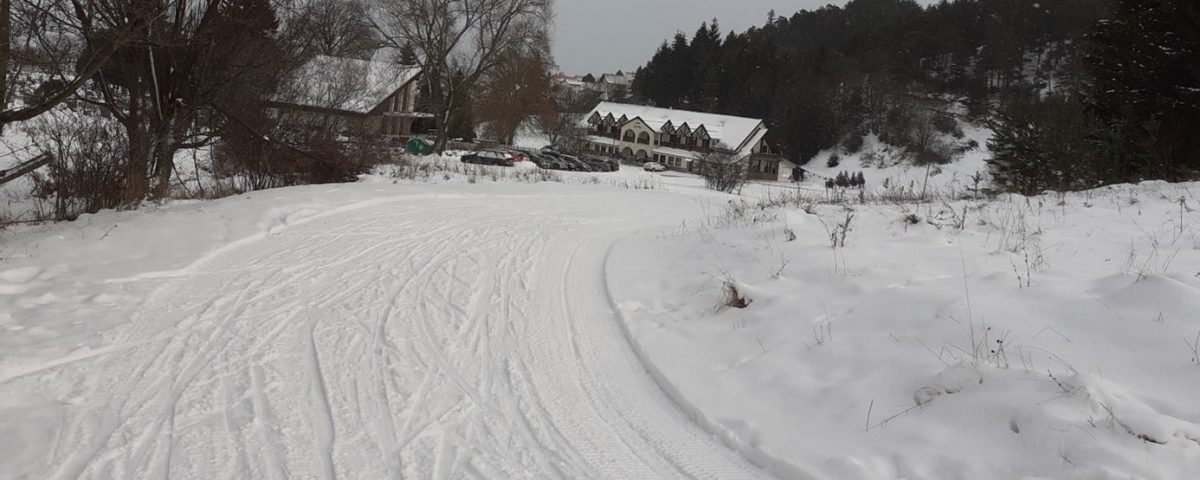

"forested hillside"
[632, 0, 1199, 193]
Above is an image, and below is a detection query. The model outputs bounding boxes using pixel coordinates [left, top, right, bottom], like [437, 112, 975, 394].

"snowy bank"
[608, 181, 1200, 479]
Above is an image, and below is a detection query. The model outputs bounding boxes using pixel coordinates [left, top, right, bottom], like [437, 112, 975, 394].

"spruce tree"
[1085, 0, 1200, 180]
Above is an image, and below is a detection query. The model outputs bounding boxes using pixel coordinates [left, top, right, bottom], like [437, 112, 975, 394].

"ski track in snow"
[5, 193, 770, 479]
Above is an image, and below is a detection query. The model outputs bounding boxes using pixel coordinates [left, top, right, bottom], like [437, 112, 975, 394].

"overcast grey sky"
[551, 0, 831, 75]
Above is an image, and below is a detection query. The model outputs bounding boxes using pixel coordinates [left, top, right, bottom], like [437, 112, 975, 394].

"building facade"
[266, 54, 433, 139]
[580, 102, 796, 181]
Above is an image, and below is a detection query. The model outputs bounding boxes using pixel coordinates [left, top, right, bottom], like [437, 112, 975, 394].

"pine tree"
[399, 43, 418, 66]
[1085, 0, 1200, 180]
[835, 171, 851, 188]
[987, 94, 1106, 194]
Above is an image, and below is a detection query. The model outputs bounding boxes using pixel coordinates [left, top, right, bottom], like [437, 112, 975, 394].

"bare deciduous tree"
[289, 0, 379, 59]
[72, 0, 298, 202]
[477, 42, 552, 145]
[0, 0, 139, 130]
[539, 111, 584, 151]
[368, 0, 552, 152]
[700, 151, 748, 193]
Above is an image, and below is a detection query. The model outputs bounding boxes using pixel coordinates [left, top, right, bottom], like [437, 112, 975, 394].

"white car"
[643, 162, 667, 172]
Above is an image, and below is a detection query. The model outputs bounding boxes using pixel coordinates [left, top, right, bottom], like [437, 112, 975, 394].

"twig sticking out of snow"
[1186, 329, 1200, 366]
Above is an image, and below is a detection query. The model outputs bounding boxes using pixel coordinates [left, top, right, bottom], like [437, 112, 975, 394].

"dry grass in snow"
[608, 180, 1200, 480]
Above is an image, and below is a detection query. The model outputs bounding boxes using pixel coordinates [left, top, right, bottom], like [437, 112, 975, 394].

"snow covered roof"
[583, 102, 766, 152]
[598, 72, 634, 86]
[736, 126, 770, 157]
[652, 146, 701, 160]
[277, 55, 420, 114]
[586, 135, 621, 146]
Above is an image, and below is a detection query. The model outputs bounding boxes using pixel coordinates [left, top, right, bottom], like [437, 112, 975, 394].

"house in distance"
[580, 101, 796, 181]
[265, 52, 434, 139]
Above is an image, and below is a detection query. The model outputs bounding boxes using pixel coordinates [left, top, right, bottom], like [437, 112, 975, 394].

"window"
[623, 130, 635, 142]
[637, 132, 651, 144]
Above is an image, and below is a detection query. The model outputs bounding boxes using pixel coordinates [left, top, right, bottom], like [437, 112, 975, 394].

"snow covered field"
[0, 179, 776, 479]
[609, 181, 1200, 479]
[2, 155, 1198, 479]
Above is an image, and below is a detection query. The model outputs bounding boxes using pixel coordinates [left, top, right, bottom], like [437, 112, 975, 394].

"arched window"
[621, 147, 634, 158]
[637, 132, 651, 144]
[622, 130, 635, 142]
[636, 150, 649, 160]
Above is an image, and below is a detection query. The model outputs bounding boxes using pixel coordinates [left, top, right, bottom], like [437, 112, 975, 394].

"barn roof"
[276, 55, 420, 114]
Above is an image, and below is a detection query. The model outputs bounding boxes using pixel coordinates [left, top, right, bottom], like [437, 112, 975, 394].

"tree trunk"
[423, 67, 462, 153]
[433, 112, 450, 152]
[123, 121, 151, 205]
[122, 76, 150, 206]
[151, 133, 176, 199]
[0, 0, 10, 134]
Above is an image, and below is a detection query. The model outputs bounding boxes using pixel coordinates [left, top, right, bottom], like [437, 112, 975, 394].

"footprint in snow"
[0, 267, 42, 284]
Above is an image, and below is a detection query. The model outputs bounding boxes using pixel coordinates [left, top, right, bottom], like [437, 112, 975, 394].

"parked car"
[494, 150, 517, 166]
[582, 156, 619, 172]
[643, 162, 667, 172]
[528, 152, 564, 170]
[537, 151, 567, 169]
[543, 151, 584, 171]
[503, 150, 527, 162]
[558, 154, 594, 171]
[461, 150, 514, 167]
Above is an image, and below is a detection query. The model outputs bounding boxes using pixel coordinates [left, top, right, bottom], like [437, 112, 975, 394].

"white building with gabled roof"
[580, 101, 796, 181]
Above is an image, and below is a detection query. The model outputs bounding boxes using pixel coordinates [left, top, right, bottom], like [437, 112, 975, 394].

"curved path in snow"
[18, 188, 770, 479]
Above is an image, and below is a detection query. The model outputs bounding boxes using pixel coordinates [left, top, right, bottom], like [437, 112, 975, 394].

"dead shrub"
[213, 126, 380, 192]
[700, 152, 748, 193]
[931, 114, 961, 136]
[21, 109, 127, 220]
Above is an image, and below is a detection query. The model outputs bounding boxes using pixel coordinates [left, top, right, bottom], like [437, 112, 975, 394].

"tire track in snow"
[11, 189, 774, 480]
[305, 312, 337, 480]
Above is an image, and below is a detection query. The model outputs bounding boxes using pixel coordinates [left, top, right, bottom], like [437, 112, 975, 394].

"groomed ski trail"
[9, 189, 772, 480]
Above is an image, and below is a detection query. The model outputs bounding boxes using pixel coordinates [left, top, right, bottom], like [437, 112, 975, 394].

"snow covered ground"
[0, 179, 771, 479]
[609, 181, 1200, 479]
[804, 123, 994, 196]
[3, 145, 1198, 479]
